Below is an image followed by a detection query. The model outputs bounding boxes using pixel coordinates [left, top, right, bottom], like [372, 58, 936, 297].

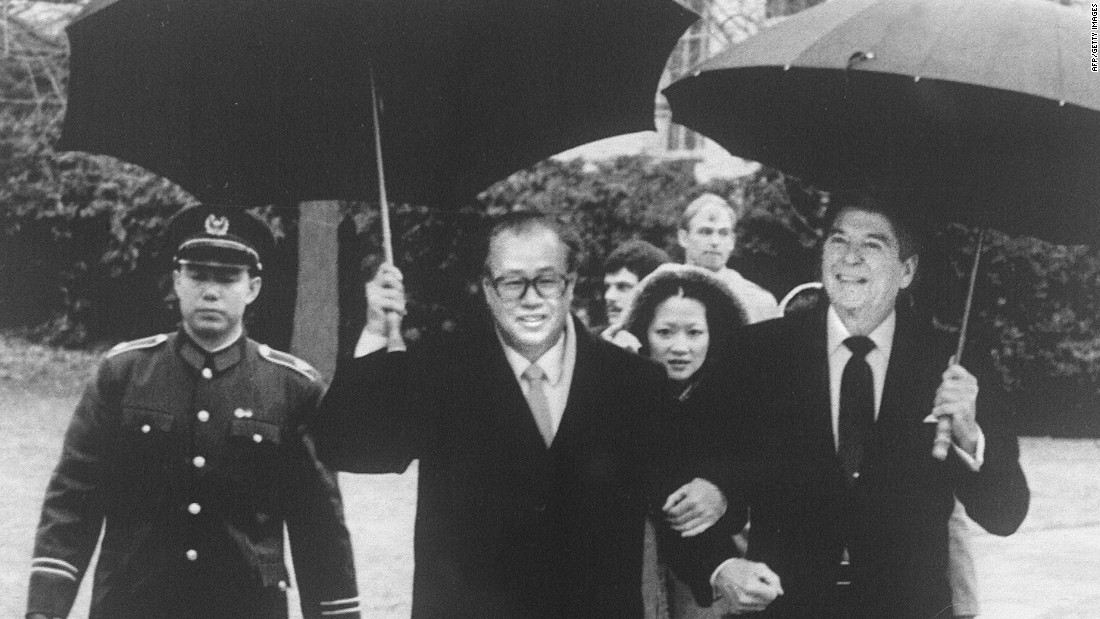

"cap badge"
[204, 214, 230, 236]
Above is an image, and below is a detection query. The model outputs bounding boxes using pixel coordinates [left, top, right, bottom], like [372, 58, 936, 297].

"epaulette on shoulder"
[258, 344, 321, 382]
[106, 333, 169, 359]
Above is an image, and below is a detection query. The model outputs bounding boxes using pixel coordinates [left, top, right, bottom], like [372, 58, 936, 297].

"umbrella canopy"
[664, 0, 1100, 246]
[60, 0, 696, 207]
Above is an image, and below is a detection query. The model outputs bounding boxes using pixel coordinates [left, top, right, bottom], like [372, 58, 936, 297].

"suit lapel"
[877, 311, 931, 431]
[799, 309, 837, 460]
[868, 310, 939, 475]
[467, 321, 553, 455]
[552, 317, 596, 451]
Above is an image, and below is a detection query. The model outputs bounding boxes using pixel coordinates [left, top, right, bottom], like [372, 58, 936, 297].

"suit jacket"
[712, 306, 1029, 618]
[317, 316, 731, 618]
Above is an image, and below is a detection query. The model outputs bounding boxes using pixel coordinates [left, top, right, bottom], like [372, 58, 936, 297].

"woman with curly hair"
[619, 263, 751, 619]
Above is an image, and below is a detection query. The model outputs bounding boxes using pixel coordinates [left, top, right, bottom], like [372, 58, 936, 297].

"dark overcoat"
[707, 306, 1030, 618]
[317, 316, 730, 618]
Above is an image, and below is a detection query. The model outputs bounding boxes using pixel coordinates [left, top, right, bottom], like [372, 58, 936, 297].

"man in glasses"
[317, 212, 731, 618]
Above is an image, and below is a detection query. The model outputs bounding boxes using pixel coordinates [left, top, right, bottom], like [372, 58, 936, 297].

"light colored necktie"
[522, 364, 555, 447]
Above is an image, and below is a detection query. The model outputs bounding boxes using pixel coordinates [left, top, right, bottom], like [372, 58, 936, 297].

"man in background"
[600, 239, 671, 350]
[678, 193, 779, 324]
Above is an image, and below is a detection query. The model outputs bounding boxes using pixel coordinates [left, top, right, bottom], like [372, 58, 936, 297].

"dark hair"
[825, 190, 927, 261]
[622, 265, 749, 367]
[479, 211, 582, 276]
[604, 239, 671, 280]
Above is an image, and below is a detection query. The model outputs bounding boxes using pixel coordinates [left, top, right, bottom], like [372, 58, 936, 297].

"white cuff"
[709, 557, 741, 596]
[953, 426, 985, 472]
[353, 328, 388, 358]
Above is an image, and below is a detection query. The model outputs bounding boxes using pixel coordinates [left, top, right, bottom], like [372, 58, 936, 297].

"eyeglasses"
[488, 274, 572, 302]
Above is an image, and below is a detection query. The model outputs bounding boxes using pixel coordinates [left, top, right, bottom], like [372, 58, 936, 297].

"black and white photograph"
[2, 0, 1098, 617]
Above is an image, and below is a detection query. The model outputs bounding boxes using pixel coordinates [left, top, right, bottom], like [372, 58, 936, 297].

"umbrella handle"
[932, 230, 986, 461]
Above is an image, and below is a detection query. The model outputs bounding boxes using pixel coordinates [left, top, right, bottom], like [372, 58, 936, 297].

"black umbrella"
[664, 0, 1100, 247]
[666, 0, 1100, 457]
[59, 0, 696, 208]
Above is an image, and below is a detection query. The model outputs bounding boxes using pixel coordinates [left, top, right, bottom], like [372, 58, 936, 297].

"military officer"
[26, 206, 360, 619]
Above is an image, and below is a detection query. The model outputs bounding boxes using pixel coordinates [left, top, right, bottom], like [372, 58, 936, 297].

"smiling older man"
[317, 212, 728, 618]
[699, 192, 1030, 618]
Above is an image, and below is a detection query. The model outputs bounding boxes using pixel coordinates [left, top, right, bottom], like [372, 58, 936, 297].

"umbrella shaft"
[369, 68, 394, 264]
[954, 230, 986, 361]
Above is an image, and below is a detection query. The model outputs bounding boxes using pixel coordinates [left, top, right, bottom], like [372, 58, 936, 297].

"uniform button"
[197, 410, 210, 422]
[277, 580, 288, 591]
[252, 433, 263, 443]
[186, 549, 198, 561]
[192, 456, 206, 468]
[188, 502, 201, 515]
[201, 368, 213, 379]
[141, 424, 151, 434]
[852, 472, 860, 479]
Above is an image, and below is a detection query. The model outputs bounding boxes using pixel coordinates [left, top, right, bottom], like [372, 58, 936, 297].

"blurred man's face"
[603, 267, 640, 325]
[821, 208, 916, 335]
[679, 203, 735, 272]
[173, 262, 260, 349]
[483, 226, 575, 363]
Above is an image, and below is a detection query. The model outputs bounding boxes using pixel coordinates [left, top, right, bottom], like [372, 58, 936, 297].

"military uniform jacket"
[27, 332, 360, 619]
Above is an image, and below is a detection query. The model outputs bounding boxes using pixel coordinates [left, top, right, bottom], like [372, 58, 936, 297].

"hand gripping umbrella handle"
[933, 230, 986, 460]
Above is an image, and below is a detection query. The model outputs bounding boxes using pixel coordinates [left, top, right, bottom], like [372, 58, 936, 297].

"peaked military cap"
[167, 205, 274, 272]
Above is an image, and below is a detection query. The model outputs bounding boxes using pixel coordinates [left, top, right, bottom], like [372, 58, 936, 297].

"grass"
[1, 333, 1097, 618]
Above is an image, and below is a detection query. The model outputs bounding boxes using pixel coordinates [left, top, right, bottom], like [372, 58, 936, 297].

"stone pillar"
[290, 200, 342, 380]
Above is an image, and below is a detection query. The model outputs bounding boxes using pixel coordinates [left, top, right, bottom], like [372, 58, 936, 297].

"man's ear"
[246, 276, 262, 304]
[900, 255, 918, 289]
[171, 268, 183, 295]
[677, 228, 689, 249]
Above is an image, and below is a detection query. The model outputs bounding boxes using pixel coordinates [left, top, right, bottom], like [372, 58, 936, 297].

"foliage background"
[1, 5, 1097, 436]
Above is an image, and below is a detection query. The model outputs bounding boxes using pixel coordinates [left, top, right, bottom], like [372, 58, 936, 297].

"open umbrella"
[666, 0, 1100, 457]
[664, 0, 1100, 246]
[59, 0, 696, 208]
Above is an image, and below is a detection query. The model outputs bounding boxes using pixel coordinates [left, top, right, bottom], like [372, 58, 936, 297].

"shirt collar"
[500, 316, 575, 388]
[827, 305, 895, 359]
[176, 329, 246, 374]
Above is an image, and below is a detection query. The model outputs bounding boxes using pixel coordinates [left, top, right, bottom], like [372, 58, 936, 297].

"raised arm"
[315, 263, 429, 473]
[945, 359, 1030, 536]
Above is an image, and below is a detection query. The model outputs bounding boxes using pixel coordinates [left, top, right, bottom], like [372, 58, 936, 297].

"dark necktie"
[839, 335, 875, 484]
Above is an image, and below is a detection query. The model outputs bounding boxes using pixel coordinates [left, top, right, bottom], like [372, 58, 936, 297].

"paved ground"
[3, 357, 1097, 618]
[972, 439, 1100, 619]
[316, 438, 1100, 619]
